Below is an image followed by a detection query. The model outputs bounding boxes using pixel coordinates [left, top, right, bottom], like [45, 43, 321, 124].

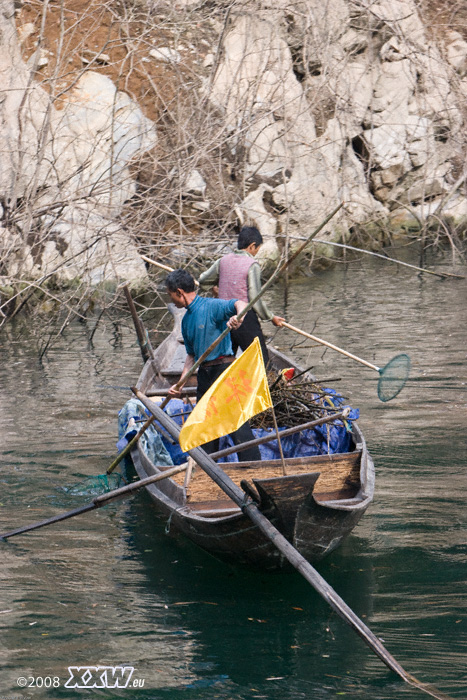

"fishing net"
[377, 353, 411, 402]
[63, 472, 124, 497]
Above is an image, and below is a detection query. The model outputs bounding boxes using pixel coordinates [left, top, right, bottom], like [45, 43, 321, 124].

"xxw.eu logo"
[64, 666, 144, 688]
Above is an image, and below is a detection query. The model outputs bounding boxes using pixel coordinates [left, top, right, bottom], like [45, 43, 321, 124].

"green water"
[0, 249, 465, 699]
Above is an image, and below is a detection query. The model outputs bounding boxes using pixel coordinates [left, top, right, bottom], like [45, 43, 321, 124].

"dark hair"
[166, 269, 196, 293]
[237, 226, 263, 250]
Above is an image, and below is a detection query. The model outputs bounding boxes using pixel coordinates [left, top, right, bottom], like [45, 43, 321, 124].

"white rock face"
[445, 32, 467, 76]
[209, 13, 314, 182]
[208, 0, 466, 253]
[183, 170, 207, 198]
[1, 0, 465, 288]
[0, 0, 156, 286]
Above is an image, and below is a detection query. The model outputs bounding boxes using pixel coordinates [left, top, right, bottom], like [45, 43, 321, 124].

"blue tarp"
[117, 390, 358, 465]
[117, 398, 174, 467]
[214, 388, 358, 462]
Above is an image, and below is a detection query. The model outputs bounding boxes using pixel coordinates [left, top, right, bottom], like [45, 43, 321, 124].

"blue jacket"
[182, 295, 237, 362]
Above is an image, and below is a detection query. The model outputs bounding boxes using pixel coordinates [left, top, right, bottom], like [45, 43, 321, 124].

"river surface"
[0, 247, 466, 699]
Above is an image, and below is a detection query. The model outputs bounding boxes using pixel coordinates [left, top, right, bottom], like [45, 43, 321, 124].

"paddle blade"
[377, 353, 411, 402]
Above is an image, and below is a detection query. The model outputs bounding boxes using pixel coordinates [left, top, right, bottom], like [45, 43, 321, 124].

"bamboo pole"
[281, 322, 410, 401]
[131, 389, 452, 700]
[122, 284, 155, 362]
[282, 322, 380, 372]
[106, 414, 155, 475]
[311, 239, 465, 279]
[141, 255, 199, 285]
[140, 255, 174, 272]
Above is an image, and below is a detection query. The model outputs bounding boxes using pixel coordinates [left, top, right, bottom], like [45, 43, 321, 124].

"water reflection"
[0, 249, 465, 698]
[125, 495, 380, 691]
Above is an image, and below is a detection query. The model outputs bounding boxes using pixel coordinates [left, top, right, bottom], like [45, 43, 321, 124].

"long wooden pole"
[0, 464, 188, 541]
[141, 255, 200, 284]
[132, 389, 452, 700]
[140, 255, 174, 273]
[122, 284, 155, 363]
[311, 239, 465, 279]
[282, 321, 380, 372]
[281, 323, 410, 402]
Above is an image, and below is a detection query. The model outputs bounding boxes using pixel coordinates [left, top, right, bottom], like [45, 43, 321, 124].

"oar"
[282, 322, 410, 402]
[133, 389, 453, 700]
[159, 202, 344, 405]
[0, 463, 188, 541]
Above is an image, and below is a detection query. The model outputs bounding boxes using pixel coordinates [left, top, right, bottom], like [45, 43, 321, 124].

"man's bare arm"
[227, 300, 248, 329]
[168, 354, 195, 396]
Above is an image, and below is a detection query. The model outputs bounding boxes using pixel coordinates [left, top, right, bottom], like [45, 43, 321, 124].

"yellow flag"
[179, 337, 272, 452]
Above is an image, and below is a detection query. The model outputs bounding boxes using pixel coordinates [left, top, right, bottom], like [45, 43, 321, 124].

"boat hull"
[125, 308, 374, 570]
[133, 439, 373, 569]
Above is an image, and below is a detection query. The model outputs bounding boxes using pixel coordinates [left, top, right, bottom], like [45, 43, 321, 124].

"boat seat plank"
[188, 499, 241, 518]
[234, 451, 361, 470]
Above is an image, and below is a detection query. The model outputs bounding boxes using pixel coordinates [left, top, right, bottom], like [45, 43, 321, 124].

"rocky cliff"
[0, 0, 466, 294]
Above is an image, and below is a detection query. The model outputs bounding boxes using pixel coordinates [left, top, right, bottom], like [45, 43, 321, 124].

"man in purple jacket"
[199, 226, 284, 364]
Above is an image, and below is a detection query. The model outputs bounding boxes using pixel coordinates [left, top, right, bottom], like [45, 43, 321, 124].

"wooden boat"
[131, 306, 374, 571]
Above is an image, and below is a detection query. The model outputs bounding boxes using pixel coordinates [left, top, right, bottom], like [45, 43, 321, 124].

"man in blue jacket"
[166, 269, 261, 461]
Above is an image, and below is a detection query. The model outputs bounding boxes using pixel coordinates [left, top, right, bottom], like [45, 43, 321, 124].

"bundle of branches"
[251, 370, 345, 430]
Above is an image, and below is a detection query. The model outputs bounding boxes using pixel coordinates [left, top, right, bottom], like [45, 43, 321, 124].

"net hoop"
[377, 353, 411, 402]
